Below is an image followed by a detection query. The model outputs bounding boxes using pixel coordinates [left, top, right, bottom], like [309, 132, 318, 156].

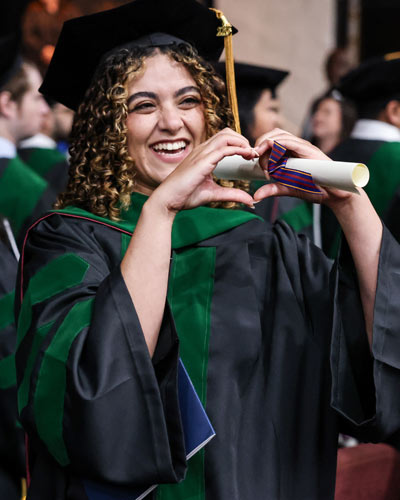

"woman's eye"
[179, 96, 201, 108]
[129, 102, 155, 113]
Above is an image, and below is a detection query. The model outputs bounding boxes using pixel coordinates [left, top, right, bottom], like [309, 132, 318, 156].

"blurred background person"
[18, 100, 74, 194]
[0, 217, 23, 500]
[0, 53, 56, 245]
[302, 47, 355, 140]
[309, 92, 357, 247]
[320, 54, 400, 257]
[310, 91, 357, 155]
[215, 61, 317, 239]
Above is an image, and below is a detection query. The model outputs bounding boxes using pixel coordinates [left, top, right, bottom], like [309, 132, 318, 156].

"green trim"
[364, 141, 400, 216]
[17, 253, 89, 349]
[0, 354, 16, 389]
[54, 192, 261, 249]
[18, 320, 55, 413]
[34, 298, 94, 466]
[0, 290, 15, 330]
[328, 229, 342, 260]
[281, 201, 313, 232]
[158, 247, 216, 500]
[22, 148, 66, 178]
[0, 156, 48, 234]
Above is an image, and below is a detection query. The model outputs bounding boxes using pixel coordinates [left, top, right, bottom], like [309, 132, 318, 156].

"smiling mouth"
[151, 140, 188, 155]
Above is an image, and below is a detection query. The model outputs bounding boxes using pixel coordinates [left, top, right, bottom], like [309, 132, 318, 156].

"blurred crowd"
[1, 1, 400, 499]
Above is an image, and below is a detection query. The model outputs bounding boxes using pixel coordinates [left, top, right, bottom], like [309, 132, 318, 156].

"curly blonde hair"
[55, 43, 248, 219]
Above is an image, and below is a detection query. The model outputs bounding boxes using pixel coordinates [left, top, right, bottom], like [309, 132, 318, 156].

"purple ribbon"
[268, 142, 322, 195]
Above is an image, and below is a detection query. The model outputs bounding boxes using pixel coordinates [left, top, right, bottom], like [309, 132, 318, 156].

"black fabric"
[0, 240, 24, 499]
[16, 183, 57, 249]
[335, 54, 400, 106]
[15, 210, 400, 500]
[17, 147, 69, 195]
[385, 188, 400, 242]
[214, 61, 289, 95]
[16, 215, 185, 498]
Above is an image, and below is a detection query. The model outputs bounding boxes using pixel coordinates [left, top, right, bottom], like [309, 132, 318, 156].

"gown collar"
[53, 192, 261, 249]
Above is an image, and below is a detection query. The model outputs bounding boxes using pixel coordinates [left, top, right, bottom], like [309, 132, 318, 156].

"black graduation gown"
[18, 146, 69, 196]
[0, 156, 57, 248]
[15, 195, 400, 500]
[0, 237, 25, 499]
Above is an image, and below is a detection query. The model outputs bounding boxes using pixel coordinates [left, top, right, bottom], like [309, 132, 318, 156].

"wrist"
[143, 192, 178, 224]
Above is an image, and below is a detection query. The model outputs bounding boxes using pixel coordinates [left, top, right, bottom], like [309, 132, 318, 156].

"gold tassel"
[384, 51, 400, 61]
[21, 478, 27, 500]
[210, 8, 241, 134]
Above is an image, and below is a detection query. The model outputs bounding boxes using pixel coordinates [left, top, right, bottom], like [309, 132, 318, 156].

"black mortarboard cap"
[215, 61, 289, 96]
[40, 0, 237, 111]
[336, 52, 400, 105]
[0, 0, 30, 89]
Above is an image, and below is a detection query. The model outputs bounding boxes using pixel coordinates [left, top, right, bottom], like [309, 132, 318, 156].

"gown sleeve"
[274, 220, 400, 445]
[330, 224, 400, 444]
[15, 214, 186, 486]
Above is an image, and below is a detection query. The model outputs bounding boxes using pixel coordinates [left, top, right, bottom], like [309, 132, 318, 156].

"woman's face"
[126, 53, 206, 195]
[248, 89, 281, 141]
[311, 98, 342, 140]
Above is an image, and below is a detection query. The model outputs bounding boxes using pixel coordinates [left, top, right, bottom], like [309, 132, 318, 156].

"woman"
[311, 92, 356, 154]
[15, 1, 400, 499]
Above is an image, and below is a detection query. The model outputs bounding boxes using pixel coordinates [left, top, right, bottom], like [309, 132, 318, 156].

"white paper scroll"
[213, 155, 370, 193]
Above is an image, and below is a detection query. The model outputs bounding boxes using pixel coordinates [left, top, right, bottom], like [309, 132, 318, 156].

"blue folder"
[84, 359, 216, 500]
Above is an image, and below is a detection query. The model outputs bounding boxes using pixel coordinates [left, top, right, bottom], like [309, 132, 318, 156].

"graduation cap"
[0, 34, 23, 89]
[0, 0, 30, 89]
[40, 0, 238, 112]
[335, 52, 400, 109]
[215, 61, 289, 98]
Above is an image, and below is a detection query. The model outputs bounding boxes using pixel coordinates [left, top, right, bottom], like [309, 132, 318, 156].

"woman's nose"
[158, 105, 183, 133]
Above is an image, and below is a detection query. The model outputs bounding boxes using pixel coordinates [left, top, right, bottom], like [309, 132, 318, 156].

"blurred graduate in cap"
[215, 61, 320, 241]
[15, 1, 400, 499]
[320, 53, 400, 256]
[17, 98, 73, 195]
[0, 2, 51, 499]
[0, 27, 58, 246]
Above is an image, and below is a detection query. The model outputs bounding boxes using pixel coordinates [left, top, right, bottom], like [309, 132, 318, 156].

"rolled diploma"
[214, 155, 369, 193]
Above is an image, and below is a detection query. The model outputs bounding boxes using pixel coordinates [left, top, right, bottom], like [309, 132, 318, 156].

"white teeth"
[152, 141, 186, 152]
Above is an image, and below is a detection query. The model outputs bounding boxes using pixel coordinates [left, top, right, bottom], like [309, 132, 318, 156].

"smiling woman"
[125, 54, 206, 195]
[54, 41, 239, 218]
[14, 1, 400, 500]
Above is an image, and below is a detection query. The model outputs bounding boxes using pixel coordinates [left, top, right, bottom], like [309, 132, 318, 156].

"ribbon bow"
[268, 142, 322, 195]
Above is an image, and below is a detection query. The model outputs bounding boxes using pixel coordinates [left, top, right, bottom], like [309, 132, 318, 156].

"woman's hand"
[151, 128, 257, 214]
[253, 128, 356, 209]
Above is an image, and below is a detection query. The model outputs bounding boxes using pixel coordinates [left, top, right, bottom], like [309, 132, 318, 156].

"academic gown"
[250, 180, 314, 240]
[0, 237, 25, 499]
[0, 157, 57, 248]
[18, 146, 69, 195]
[15, 193, 400, 500]
[321, 138, 400, 256]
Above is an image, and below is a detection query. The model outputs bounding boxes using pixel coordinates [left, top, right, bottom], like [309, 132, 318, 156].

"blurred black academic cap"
[335, 52, 400, 114]
[0, 0, 31, 89]
[40, 0, 238, 111]
[214, 61, 289, 98]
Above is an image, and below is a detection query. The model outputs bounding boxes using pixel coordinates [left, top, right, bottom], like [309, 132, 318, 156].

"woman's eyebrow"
[174, 86, 200, 98]
[127, 91, 157, 106]
[127, 86, 200, 106]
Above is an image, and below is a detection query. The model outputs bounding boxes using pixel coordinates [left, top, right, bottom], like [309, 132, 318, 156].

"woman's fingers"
[203, 184, 255, 207]
[255, 129, 330, 162]
[253, 182, 327, 203]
